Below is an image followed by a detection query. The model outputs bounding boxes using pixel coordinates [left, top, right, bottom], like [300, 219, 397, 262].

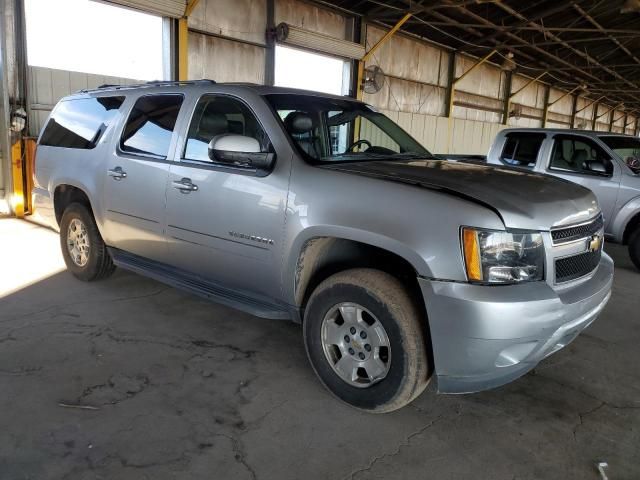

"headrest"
[199, 112, 228, 137]
[571, 149, 588, 163]
[284, 111, 314, 134]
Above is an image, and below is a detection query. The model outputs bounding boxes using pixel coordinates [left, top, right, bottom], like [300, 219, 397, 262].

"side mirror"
[208, 134, 275, 171]
[581, 159, 611, 175]
[586, 161, 607, 174]
[625, 156, 640, 174]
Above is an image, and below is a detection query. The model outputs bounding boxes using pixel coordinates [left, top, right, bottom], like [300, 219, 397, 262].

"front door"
[164, 94, 288, 300]
[102, 93, 184, 261]
[546, 134, 620, 230]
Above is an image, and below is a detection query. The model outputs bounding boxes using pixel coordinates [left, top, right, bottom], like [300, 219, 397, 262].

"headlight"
[462, 227, 545, 284]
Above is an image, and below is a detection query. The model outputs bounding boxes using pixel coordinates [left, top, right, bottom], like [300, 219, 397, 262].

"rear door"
[102, 93, 184, 261]
[163, 93, 288, 300]
[545, 134, 620, 228]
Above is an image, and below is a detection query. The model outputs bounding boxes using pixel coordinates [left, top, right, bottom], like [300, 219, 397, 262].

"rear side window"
[500, 133, 545, 169]
[39, 96, 125, 149]
[120, 94, 184, 159]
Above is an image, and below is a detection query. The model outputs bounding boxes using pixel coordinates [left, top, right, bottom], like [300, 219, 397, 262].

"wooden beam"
[541, 85, 551, 127]
[502, 70, 512, 126]
[178, 0, 200, 81]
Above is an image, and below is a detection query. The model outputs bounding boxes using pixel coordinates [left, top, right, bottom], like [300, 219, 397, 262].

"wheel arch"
[622, 210, 640, 245]
[53, 183, 94, 226]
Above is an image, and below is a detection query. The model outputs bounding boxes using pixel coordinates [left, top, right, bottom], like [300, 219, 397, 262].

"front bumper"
[419, 252, 613, 394]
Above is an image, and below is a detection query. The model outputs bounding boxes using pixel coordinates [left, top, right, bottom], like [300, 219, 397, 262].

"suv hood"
[321, 159, 599, 230]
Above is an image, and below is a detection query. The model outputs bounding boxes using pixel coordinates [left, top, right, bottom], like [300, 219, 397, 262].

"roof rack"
[80, 79, 216, 93]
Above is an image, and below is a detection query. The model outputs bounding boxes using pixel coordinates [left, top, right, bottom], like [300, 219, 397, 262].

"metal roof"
[314, 0, 640, 114]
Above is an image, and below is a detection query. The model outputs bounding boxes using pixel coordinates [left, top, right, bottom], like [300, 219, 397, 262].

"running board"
[109, 248, 291, 320]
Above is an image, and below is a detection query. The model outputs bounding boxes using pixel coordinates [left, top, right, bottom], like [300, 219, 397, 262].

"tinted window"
[40, 96, 125, 149]
[120, 94, 183, 159]
[499, 133, 544, 168]
[550, 136, 613, 176]
[184, 95, 270, 163]
[599, 136, 640, 159]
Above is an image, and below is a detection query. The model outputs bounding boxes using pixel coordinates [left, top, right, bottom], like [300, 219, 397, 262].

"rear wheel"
[629, 227, 640, 271]
[59, 203, 115, 281]
[303, 268, 430, 413]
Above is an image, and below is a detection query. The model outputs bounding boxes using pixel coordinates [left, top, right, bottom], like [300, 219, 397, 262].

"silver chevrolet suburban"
[33, 81, 613, 413]
[483, 128, 640, 270]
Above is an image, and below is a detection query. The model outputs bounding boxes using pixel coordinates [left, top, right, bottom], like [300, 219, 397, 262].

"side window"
[550, 136, 613, 176]
[120, 94, 184, 159]
[40, 96, 125, 149]
[184, 95, 270, 163]
[499, 133, 544, 168]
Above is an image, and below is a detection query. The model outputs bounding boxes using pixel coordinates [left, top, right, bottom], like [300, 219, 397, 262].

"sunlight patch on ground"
[0, 219, 66, 299]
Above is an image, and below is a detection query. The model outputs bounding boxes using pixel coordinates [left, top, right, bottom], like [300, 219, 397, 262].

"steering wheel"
[347, 139, 372, 152]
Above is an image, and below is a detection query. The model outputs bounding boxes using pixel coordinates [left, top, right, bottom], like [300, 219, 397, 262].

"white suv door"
[546, 134, 620, 229]
[163, 94, 288, 302]
[102, 94, 183, 261]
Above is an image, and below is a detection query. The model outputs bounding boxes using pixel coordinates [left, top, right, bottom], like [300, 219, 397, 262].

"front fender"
[282, 226, 438, 308]
[610, 195, 640, 243]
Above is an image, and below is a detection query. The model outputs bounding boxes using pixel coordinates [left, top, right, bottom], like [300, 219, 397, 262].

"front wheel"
[59, 203, 115, 281]
[303, 268, 430, 413]
[629, 227, 640, 271]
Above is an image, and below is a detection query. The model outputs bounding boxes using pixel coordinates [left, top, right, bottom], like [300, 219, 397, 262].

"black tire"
[303, 268, 430, 413]
[629, 227, 640, 271]
[59, 202, 115, 281]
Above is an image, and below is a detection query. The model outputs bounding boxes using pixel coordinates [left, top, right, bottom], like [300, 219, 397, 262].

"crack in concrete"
[0, 366, 43, 376]
[86, 328, 256, 362]
[573, 402, 606, 442]
[215, 433, 258, 480]
[66, 374, 151, 408]
[343, 414, 444, 480]
[1, 288, 169, 324]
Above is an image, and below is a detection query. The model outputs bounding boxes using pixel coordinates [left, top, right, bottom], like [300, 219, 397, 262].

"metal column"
[0, 0, 11, 204]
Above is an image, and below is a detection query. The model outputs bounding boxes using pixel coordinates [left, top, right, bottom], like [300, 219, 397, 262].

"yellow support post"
[354, 13, 411, 141]
[356, 13, 412, 101]
[11, 140, 24, 218]
[503, 71, 546, 125]
[575, 95, 605, 115]
[178, 0, 200, 81]
[447, 49, 497, 152]
[547, 85, 582, 108]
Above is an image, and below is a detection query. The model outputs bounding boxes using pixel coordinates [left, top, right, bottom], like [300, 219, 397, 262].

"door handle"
[108, 167, 127, 180]
[172, 178, 199, 193]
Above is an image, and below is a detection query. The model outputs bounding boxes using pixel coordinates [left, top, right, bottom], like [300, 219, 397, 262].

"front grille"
[555, 249, 601, 283]
[551, 215, 604, 245]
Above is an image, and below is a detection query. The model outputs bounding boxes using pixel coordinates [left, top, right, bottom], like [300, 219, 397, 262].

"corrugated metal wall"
[27, 66, 140, 136]
[360, 23, 638, 153]
[26, 1, 639, 149]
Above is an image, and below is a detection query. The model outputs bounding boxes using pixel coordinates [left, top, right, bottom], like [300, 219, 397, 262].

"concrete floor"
[1, 218, 638, 480]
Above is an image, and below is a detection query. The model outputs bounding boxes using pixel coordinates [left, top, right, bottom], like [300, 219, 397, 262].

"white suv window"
[550, 136, 613, 176]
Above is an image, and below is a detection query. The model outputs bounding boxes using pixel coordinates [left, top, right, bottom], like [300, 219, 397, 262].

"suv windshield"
[265, 94, 432, 163]
[600, 135, 640, 173]
[599, 135, 640, 159]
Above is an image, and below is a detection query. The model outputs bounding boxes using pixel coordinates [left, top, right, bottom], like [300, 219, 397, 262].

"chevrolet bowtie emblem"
[588, 234, 602, 253]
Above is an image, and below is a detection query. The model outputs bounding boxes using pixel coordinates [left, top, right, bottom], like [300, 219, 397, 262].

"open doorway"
[275, 45, 351, 96]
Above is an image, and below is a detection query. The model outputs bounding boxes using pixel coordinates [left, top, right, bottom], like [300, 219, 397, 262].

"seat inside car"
[284, 111, 321, 158]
